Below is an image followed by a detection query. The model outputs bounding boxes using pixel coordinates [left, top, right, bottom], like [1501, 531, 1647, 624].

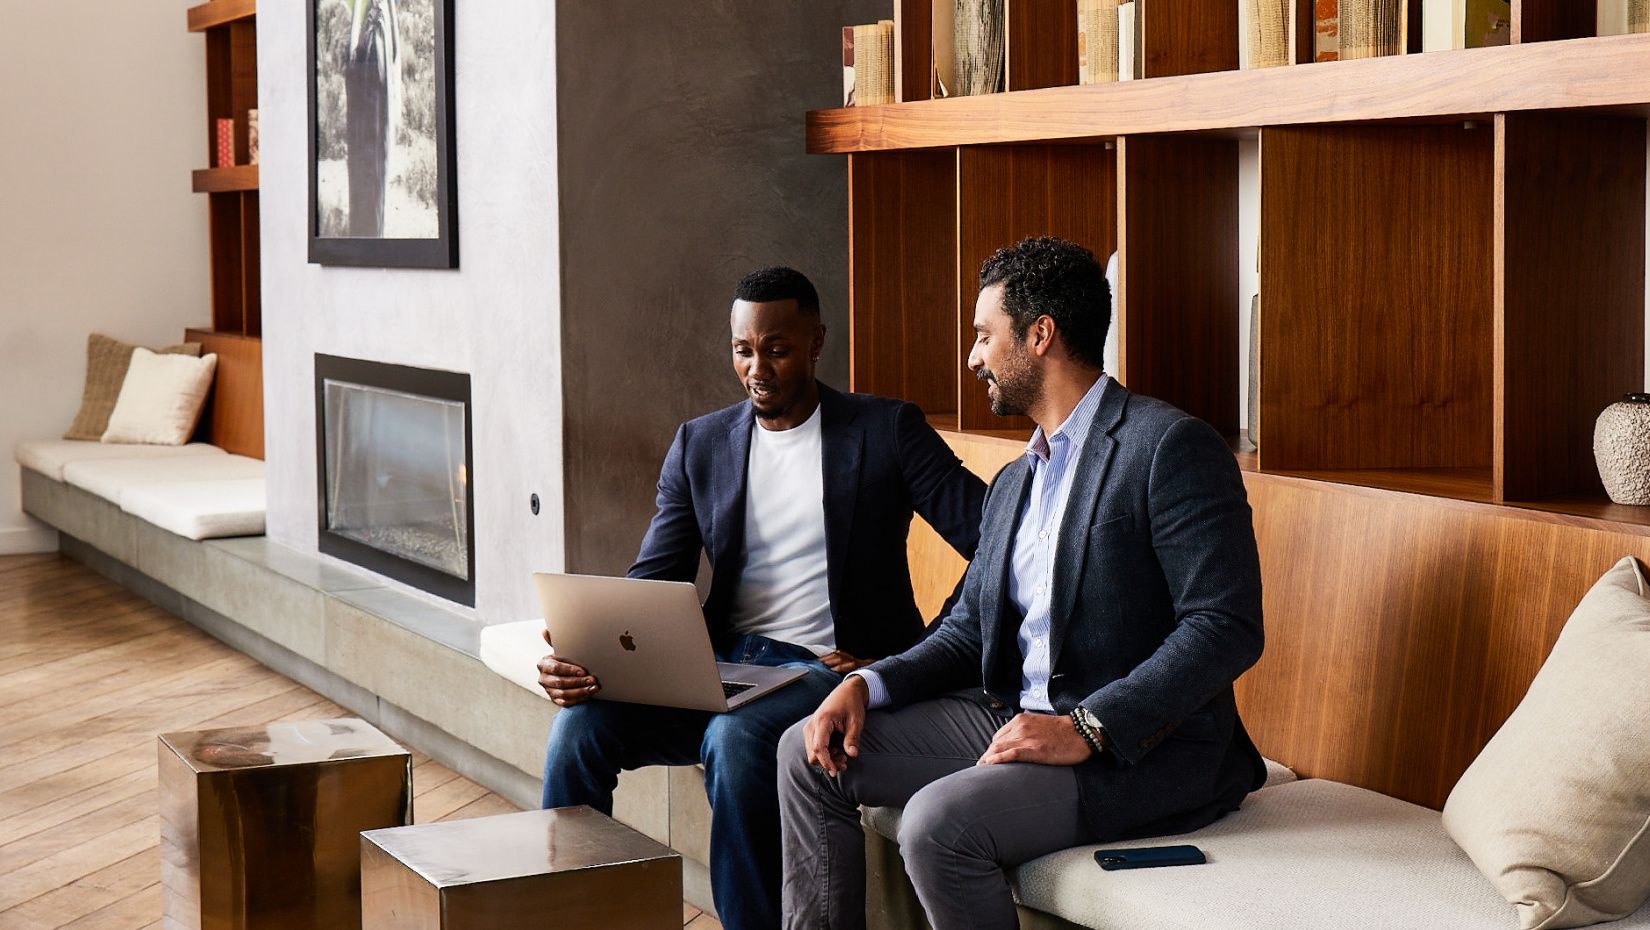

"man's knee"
[545, 703, 621, 762]
[898, 779, 983, 860]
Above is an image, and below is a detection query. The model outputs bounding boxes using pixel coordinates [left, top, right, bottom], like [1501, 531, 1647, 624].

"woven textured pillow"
[100, 349, 218, 446]
[64, 334, 201, 440]
[1442, 556, 1650, 930]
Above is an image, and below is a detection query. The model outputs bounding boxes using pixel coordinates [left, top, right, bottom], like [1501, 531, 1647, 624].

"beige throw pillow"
[100, 348, 218, 446]
[1442, 555, 1650, 930]
[64, 334, 201, 440]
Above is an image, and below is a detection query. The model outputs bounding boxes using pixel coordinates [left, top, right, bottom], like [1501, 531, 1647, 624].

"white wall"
[259, 1, 563, 624]
[0, 0, 211, 554]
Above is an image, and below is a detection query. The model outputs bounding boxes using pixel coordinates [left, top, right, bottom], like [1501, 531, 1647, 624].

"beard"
[977, 345, 1042, 418]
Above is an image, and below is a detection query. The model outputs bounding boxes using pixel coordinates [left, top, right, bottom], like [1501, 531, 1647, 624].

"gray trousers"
[778, 697, 1097, 930]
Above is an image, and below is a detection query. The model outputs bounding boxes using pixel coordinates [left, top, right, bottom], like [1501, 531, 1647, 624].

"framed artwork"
[308, 0, 457, 268]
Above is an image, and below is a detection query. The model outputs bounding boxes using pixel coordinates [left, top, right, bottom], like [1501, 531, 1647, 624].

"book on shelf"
[1315, 0, 1340, 61]
[1078, 0, 1122, 83]
[1340, 0, 1408, 59]
[1598, 0, 1650, 35]
[851, 21, 894, 106]
[1420, 0, 1510, 51]
[248, 108, 259, 166]
[955, 0, 1005, 95]
[1118, 0, 1138, 81]
[842, 26, 855, 106]
[214, 118, 234, 168]
[933, 0, 956, 97]
[1240, 0, 1298, 68]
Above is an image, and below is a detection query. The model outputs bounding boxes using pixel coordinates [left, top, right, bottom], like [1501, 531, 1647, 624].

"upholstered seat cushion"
[62, 454, 265, 507]
[480, 618, 551, 698]
[118, 478, 266, 540]
[866, 779, 1650, 930]
[15, 439, 225, 482]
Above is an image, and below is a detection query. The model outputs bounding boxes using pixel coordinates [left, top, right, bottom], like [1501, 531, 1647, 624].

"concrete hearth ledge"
[18, 466, 714, 911]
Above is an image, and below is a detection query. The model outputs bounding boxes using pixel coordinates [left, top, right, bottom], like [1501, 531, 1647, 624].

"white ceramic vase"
[1594, 393, 1650, 505]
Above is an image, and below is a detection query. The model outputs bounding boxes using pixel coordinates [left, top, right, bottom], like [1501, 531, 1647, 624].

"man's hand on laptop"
[818, 649, 870, 673]
[538, 628, 600, 707]
[803, 675, 870, 776]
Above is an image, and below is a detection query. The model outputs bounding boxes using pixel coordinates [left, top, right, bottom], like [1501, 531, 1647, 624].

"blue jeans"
[541, 634, 841, 930]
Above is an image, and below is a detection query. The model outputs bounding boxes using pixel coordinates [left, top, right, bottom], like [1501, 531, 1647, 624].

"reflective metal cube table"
[361, 805, 682, 930]
[158, 717, 412, 930]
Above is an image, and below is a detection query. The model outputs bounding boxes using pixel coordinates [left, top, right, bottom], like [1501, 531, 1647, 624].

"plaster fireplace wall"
[257, 2, 564, 622]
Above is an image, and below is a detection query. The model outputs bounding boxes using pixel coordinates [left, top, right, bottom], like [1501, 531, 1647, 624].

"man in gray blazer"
[777, 237, 1267, 930]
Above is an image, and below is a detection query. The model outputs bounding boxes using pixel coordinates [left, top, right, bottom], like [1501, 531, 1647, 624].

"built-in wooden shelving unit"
[819, 8, 1649, 532]
[189, 0, 263, 460]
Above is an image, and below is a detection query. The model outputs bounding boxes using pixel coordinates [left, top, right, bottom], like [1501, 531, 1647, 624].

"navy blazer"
[628, 383, 987, 661]
[870, 383, 1268, 840]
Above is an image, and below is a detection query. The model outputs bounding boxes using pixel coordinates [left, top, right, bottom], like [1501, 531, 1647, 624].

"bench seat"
[15, 439, 224, 481]
[62, 454, 265, 506]
[865, 778, 1650, 930]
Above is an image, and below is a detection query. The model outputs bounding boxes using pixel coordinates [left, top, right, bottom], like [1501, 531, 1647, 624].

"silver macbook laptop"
[532, 572, 808, 713]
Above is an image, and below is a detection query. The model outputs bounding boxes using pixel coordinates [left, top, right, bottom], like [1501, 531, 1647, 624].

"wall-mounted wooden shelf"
[807, 32, 1650, 153]
[191, 165, 259, 193]
[187, 0, 254, 32]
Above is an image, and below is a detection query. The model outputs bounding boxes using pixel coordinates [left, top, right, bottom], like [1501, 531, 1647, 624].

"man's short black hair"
[734, 266, 821, 318]
[978, 237, 1110, 370]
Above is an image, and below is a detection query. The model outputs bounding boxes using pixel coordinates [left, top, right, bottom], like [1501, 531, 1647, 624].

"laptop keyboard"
[721, 681, 756, 699]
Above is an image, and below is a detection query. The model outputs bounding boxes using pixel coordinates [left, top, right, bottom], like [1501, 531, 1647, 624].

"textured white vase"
[1594, 394, 1650, 505]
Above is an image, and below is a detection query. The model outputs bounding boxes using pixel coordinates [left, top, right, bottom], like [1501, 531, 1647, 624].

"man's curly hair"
[978, 236, 1110, 370]
[733, 266, 821, 318]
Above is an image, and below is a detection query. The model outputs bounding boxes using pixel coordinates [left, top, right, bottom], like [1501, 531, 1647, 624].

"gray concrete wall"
[556, 1, 887, 574]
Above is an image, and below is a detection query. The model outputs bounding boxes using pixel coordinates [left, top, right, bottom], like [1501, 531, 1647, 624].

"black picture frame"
[307, 0, 458, 269]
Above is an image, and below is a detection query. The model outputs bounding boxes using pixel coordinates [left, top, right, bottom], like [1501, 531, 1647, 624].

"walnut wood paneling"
[190, 165, 259, 193]
[204, 28, 230, 164]
[1139, 0, 1240, 78]
[1117, 134, 1239, 437]
[956, 144, 1117, 432]
[894, 0, 932, 102]
[240, 192, 262, 337]
[1513, 0, 1596, 43]
[849, 151, 960, 423]
[207, 193, 245, 334]
[1496, 112, 1647, 503]
[806, 33, 1650, 153]
[229, 19, 258, 163]
[1006, 0, 1079, 90]
[187, 329, 264, 460]
[1237, 471, 1650, 810]
[1259, 124, 1494, 472]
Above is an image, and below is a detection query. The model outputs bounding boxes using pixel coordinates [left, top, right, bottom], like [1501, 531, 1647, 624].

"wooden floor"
[0, 553, 719, 930]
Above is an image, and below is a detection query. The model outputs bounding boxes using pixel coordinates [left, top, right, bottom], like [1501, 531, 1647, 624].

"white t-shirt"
[726, 404, 836, 655]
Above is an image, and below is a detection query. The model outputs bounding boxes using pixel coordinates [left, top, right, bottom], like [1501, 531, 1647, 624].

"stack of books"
[844, 20, 894, 106]
[1078, 0, 1136, 83]
[1599, 0, 1650, 34]
[1240, 0, 1297, 68]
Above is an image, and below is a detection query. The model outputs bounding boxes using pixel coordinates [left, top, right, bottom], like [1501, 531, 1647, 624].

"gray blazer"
[869, 382, 1268, 840]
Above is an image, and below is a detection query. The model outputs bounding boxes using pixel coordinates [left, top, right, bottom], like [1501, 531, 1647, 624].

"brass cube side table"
[361, 805, 682, 930]
[158, 717, 412, 930]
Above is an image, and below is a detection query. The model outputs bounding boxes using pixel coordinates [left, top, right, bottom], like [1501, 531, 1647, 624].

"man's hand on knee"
[803, 675, 870, 776]
[977, 712, 1094, 766]
[538, 628, 600, 707]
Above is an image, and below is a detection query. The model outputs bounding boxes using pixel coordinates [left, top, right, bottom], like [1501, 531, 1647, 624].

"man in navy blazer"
[779, 238, 1268, 930]
[537, 267, 986, 930]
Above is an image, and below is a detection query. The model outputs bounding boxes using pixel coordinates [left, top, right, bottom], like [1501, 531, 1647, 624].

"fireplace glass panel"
[323, 380, 469, 580]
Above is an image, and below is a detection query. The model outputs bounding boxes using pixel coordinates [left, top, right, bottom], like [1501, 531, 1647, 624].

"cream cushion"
[480, 618, 551, 698]
[1443, 556, 1650, 930]
[64, 334, 201, 441]
[14, 439, 225, 482]
[100, 348, 218, 445]
[62, 454, 265, 507]
[119, 478, 265, 540]
[867, 779, 1650, 930]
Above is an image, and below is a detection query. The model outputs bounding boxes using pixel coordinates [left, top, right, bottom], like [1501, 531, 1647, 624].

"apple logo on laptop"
[619, 631, 637, 652]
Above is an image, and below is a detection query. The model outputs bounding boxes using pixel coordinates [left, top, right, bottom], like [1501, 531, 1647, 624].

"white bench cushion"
[869, 778, 1650, 930]
[62, 454, 265, 507]
[480, 618, 550, 698]
[119, 478, 266, 540]
[15, 439, 225, 482]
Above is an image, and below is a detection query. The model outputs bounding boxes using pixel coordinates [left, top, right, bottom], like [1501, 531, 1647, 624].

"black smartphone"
[1093, 844, 1207, 870]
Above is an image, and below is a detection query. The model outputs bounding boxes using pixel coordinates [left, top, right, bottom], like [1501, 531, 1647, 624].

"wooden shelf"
[188, 0, 255, 32]
[807, 32, 1650, 153]
[192, 165, 259, 193]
